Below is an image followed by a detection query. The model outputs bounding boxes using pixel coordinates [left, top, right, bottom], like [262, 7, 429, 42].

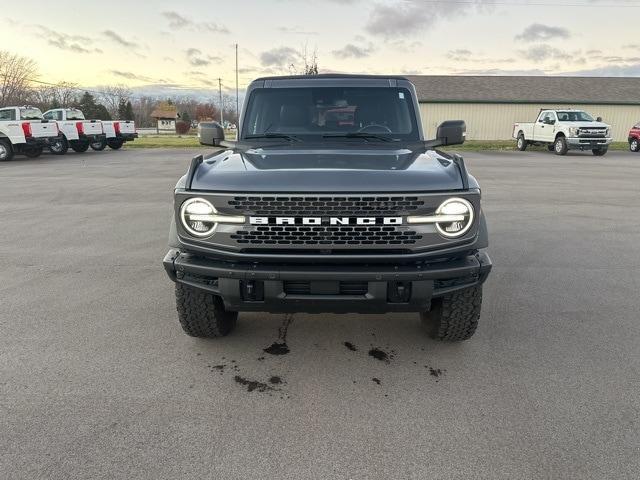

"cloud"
[260, 47, 300, 67]
[364, 1, 492, 38]
[185, 48, 222, 67]
[162, 11, 229, 34]
[515, 23, 570, 42]
[35, 25, 102, 54]
[519, 45, 572, 62]
[560, 63, 640, 76]
[447, 49, 473, 61]
[102, 30, 138, 48]
[110, 70, 154, 82]
[453, 68, 548, 76]
[332, 43, 374, 59]
[277, 26, 318, 35]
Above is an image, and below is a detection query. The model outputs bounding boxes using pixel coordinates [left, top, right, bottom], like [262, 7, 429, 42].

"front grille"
[283, 281, 368, 295]
[228, 196, 424, 216]
[231, 225, 423, 246]
[579, 128, 606, 137]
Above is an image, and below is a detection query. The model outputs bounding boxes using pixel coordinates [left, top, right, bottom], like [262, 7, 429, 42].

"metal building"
[407, 76, 640, 142]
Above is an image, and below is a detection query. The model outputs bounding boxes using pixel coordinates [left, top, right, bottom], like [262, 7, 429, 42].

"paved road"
[1, 148, 639, 479]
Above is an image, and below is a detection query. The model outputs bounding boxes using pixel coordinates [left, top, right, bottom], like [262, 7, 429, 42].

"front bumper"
[567, 136, 612, 149]
[163, 249, 492, 313]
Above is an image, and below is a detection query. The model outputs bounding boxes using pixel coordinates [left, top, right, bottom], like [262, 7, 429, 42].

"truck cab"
[0, 106, 62, 160]
[163, 75, 492, 343]
[513, 109, 612, 156]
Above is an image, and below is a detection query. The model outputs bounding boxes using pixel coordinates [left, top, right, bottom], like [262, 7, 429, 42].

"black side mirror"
[596, 116, 602, 122]
[435, 120, 466, 146]
[198, 121, 225, 146]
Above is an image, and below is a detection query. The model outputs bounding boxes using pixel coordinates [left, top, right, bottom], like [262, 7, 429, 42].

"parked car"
[163, 74, 492, 342]
[43, 108, 106, 154]
[513, 109, 612, 156]
[0, 106, 62, 160]
[628, 123, 640, 152]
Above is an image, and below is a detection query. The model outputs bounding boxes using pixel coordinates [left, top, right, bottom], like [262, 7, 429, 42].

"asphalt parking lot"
[1, 148, 639, 479]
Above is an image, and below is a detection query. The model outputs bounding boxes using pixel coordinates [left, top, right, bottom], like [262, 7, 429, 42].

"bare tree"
[97, 84, 132, 118]
[32, 82, 80, 110]
[0, 51, 37, 106]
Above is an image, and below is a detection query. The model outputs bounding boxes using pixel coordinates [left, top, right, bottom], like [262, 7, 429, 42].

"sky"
[4, 0, 640, 98]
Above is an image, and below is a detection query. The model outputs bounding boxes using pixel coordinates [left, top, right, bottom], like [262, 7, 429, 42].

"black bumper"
[118, 133, 138, 142]
[79, 133, 106, 143]
[163, 249, 492, 313]
[25, 135, 63, 148]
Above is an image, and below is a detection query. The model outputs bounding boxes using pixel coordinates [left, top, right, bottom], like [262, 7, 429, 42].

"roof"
[253, 74, 410, 82]
[151, 107, 178, 119]
[406, 75, 640, 105]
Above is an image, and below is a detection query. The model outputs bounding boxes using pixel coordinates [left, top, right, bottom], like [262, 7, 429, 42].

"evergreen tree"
[123, 101, 134, 121]
[181, 110, 191, 125]
[117, 99, 127, 120]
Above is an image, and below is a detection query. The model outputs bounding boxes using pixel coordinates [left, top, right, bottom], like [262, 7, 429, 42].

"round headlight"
[180, 197, 217, 237]
[435, 198, 474, 238]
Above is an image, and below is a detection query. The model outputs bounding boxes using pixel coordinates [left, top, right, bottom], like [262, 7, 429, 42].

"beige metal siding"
[419, 103, 640, 142]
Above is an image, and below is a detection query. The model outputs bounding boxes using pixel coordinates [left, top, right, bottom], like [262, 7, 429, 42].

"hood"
[187, 145, 466, 193]
[562, 121, 609, 129]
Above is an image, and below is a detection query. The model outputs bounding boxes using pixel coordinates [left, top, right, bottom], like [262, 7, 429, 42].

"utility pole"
[235, 43, 239, 125]
[218, 78, 223, 125]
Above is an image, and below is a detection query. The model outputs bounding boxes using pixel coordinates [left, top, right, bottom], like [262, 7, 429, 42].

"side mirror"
[198, 121, 225, 146]
[435, 120, 466, 146]
[596, 116, 602, 122]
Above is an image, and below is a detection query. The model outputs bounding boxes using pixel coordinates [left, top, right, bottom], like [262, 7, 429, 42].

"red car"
[629, 123, 640, 152]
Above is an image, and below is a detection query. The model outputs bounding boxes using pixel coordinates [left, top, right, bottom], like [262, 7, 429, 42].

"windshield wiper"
[322, 132, 395, 142]
[244, 133, 301, 142]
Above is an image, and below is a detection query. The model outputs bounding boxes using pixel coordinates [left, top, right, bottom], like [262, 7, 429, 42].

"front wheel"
[90, 139, 107, 151]
[421, 285, 482, 342]
[70, 141, 89, 153]
[107, 139, 124, 150]
[516, 134, 527, 151]
[49, 136, 68, 155]
[630, 139, 639, 152]
[554, 136, 568, 155]
[592, 147, 608, 156]
[175, 284, 238, 337]
[24, 146, 43, 158]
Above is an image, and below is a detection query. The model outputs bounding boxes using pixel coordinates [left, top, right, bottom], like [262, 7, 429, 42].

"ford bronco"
[163, 75, 492, 341]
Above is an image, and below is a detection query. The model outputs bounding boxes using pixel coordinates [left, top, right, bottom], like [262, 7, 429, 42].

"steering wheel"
[357, 124, 392, 133]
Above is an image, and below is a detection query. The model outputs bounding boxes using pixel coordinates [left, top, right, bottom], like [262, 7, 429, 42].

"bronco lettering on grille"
[249, 216, 403, 225]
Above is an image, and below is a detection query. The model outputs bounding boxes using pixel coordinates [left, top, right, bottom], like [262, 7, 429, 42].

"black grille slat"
[283, 281, 368, 296]
[229, 195, 424, 216]
[231, 225, 422, 246]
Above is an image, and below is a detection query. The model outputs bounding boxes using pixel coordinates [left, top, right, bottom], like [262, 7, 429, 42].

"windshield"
[242, 86, 419, 141]
[20, 108, 43, 120]
[556, 111, 594, 122]
[66, 109, 85, 120]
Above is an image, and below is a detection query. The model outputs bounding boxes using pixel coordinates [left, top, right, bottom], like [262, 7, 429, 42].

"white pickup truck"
[513, 109, 612, 156]
[43, 108, 106, 154]
[43, 108, 138, 153]
[102, 119, 137, 150]
[0, 106, 62, 161]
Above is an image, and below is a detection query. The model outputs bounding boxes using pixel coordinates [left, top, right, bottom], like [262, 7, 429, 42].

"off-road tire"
[0, 139, 14, 161]
[421, 285, 482, 342]
[107, 139, 124, 150]
[630, 138, 640, 152]
[554, 136, 568, 155]
[592, 147, 608, 156]
[49, 136, 68, 155]
[175, 284, 237, 337]
[70, 141, 89, 153]
[90, 139, 107, 151]
[516, 134, 527, 151]
[24, 146, 43, 158]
